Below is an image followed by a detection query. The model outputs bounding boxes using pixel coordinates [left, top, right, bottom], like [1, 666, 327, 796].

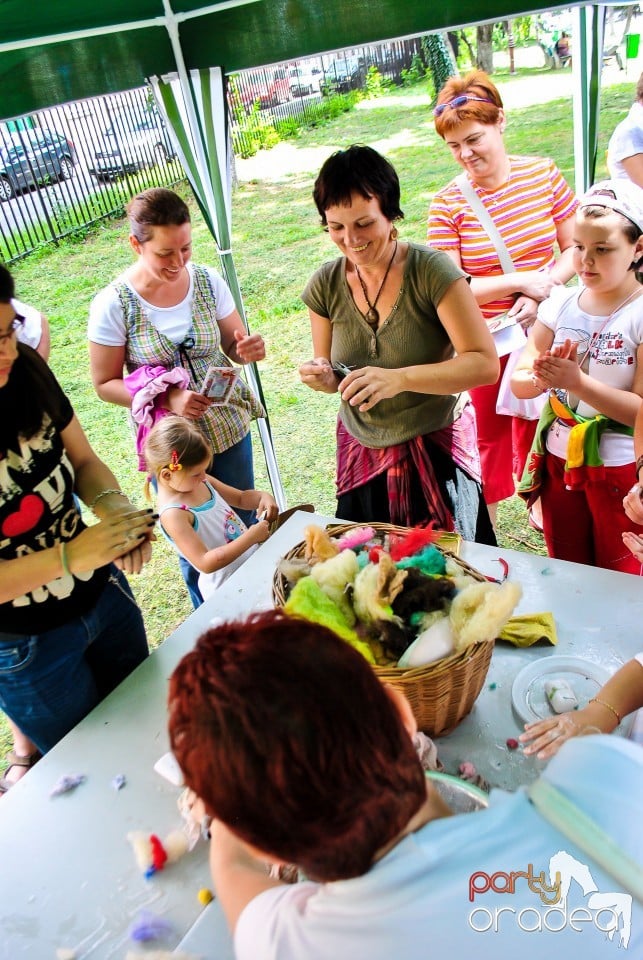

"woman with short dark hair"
[299, 144, 498, 542]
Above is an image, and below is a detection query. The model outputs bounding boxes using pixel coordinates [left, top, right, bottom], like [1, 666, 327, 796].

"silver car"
[89, 112, 176, 181]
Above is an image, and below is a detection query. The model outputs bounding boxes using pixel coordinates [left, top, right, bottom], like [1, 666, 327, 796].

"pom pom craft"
[127, 830, 189, 878]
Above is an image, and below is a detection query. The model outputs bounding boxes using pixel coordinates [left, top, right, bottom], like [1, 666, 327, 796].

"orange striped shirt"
[427, 156, 577, 319]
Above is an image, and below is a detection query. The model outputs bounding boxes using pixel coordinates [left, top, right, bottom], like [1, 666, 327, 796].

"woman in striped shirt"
[428, 70, 577, 528]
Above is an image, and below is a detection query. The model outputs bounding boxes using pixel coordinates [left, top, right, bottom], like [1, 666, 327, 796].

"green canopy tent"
[0, 0, 611, 502]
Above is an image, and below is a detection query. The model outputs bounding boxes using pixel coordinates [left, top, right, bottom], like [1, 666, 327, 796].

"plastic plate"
[511, 654, 616, 725]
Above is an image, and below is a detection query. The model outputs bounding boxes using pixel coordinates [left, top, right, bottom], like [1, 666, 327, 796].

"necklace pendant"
[365, 307, 379, 326]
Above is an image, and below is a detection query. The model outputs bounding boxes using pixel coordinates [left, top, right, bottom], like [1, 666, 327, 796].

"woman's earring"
[390, 226, 399, 241]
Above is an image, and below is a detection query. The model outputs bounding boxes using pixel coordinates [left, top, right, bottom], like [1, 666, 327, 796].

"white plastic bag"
[495, 348, 547, 421]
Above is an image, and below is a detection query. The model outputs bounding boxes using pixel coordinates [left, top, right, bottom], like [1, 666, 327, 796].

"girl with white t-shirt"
[144, 416, 278, 603]
[512, 180, 643, 574]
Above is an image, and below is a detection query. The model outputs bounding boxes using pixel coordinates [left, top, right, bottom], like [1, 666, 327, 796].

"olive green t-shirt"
[301, 242, 467, 449]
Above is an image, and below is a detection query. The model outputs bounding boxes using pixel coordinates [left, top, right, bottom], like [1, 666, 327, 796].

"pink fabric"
[123, 365, 190, 470]
[335, 404, 481, 528]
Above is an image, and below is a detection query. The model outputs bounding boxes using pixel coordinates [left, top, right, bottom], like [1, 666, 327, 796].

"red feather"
[389, 524, 439, 561]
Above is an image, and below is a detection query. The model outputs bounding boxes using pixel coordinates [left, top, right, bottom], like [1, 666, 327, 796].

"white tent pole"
[161, 3, 224, 233]
[158, 4, 287, 509]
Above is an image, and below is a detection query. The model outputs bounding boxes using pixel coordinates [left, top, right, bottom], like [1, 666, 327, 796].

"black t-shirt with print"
[0, 362, 109, 634]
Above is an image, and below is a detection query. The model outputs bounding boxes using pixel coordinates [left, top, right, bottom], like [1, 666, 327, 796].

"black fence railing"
[1, 37, 428, 263]
[228, 37, 425, 158]
[0, 87, 185, 264]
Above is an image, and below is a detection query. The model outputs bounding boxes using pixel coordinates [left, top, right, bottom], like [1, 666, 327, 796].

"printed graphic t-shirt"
[0, 357, 109, 634]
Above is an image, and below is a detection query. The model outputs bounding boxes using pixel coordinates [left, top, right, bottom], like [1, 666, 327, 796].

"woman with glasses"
[88, 188, 266, 607]
[428, 70, 578, 528]
[299, 145, 498, 541]
[0, 264, 151, 765]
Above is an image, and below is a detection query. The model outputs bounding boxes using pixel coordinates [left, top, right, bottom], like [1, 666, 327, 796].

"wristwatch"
[636, 454, 643, 480]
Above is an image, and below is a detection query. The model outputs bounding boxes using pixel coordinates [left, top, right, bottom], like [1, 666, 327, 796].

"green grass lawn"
[0, 72, 633, 764]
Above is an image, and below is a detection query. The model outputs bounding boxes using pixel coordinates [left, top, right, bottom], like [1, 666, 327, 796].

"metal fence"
[1, 36, 427, 263]
[0, 87, 185, 263]
[228, 37, 425, 158]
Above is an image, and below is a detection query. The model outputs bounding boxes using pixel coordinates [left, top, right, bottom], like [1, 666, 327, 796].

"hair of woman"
[433, 69, 503, 137]
[0, 264, 67, 449]
[168, 609, 427, 882]
[312, 144, 404, 226]
[126, 188, 191, 243]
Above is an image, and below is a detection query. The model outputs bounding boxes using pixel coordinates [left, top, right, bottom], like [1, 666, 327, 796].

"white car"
[287, 66, 321, 97]
[89, 112, 176, 181]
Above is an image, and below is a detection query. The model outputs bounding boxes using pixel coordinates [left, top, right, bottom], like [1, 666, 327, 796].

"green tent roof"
[1, 0, 579, 116]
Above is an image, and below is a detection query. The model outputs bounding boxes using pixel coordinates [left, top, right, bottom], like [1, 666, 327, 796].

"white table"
[1, 511, 641, 959]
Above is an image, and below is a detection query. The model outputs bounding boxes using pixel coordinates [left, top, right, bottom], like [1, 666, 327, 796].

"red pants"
[469, 353, 537, 505]
[541, 453, 643, 575]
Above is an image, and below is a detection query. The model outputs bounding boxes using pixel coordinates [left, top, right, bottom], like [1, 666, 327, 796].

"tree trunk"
[476, 24, 494, 73]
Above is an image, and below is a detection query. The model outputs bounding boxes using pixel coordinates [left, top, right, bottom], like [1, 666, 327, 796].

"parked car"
[0, 130, 77, 201]
[89, 111, 176, 181]
[240, 68, 291, 109]
[321, 57, 365, 95]
[287, 65, 321, 97]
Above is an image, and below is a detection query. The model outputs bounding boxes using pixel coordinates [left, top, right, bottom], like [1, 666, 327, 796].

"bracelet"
[59, 541, 71, 577]
[636, 455, 643, 479]
[588, 697, 622, 725]
[88, 488, 124, 511]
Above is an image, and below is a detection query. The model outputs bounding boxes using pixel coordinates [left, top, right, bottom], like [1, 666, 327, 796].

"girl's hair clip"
[168, 450, 183, 472]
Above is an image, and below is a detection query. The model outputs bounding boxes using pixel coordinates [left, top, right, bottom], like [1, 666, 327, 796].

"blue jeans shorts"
[0, 567, 148, 754]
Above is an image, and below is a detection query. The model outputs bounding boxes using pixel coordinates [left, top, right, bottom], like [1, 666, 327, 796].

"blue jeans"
[179, 431, 256, 609]
[0, 568, 148, 754]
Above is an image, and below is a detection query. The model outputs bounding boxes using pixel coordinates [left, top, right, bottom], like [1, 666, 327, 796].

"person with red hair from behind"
[168, 610, 642, 959]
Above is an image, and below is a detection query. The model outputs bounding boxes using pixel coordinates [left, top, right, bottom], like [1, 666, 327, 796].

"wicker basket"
[272, 521, 494, 738]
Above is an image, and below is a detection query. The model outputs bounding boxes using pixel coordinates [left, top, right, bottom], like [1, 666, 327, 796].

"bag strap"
[527, 778, 643, 903]
[455, 173, 515, 275]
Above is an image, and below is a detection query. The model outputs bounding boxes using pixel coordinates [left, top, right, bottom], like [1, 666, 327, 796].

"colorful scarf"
[517, 392, 633, 505]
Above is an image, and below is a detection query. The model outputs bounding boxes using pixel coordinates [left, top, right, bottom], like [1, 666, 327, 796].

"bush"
[400, 54, 426, 87]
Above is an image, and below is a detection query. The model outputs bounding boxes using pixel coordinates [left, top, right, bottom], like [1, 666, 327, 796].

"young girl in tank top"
[145, 416, 278, 603]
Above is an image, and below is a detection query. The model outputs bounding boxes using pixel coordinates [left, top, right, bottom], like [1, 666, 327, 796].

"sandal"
[0, 749, 41, 794]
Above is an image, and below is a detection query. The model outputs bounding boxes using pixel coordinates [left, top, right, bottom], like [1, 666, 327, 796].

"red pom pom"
[506, 738, 519, 750]
[389, 524, 439, 561]
[149, 834, 168, 871]
[369, 547, 383, 563]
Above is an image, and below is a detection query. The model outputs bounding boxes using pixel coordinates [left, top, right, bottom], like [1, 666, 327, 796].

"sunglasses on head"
[433, 94, 496, 117]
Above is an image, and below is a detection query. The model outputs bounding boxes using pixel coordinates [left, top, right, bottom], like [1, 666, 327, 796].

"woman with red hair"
[168, 609, 643, 959]
[428, 70, 578, 528]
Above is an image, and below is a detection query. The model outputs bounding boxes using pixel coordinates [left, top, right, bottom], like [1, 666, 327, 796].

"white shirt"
[235, 736, 643, 960]
[88, 261, 236, 346]
[538, 286, 643, 464]
[607, 101, 643, 180]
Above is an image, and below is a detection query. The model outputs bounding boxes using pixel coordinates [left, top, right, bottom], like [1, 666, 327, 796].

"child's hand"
[249, 519, 271, 544]
[519, 713, 580, 760]
[255, 493, 279, 523]
[623, 484, 643, 525]
[622, 530, 643, 563]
